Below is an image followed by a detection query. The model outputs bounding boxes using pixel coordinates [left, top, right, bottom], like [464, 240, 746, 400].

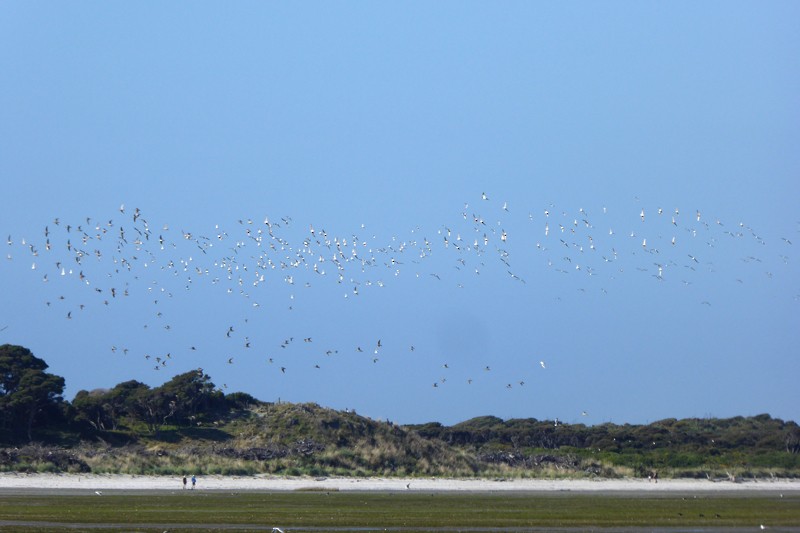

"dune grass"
[0, 491, 796, 531]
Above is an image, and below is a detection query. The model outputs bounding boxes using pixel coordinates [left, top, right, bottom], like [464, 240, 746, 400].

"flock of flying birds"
[2, 193, 795, 400]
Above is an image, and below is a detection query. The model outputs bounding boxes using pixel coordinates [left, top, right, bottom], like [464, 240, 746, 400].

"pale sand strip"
[0, 473, 798, 492]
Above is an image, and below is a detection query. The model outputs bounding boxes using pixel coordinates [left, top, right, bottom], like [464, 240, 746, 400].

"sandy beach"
[1, 473, 798, 493]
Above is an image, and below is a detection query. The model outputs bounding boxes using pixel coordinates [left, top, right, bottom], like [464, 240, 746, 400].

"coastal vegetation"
[2, 344, 798, 479]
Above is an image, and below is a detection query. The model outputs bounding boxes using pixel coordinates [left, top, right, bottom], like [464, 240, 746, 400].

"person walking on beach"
[182, 475, 187, 489]
[191, 474, 196, 489]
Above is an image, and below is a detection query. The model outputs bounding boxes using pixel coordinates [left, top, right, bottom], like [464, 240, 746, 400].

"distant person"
[653, 471, 658, 483]
[183, 475, 187, 489]
[191, 474, 197, 489]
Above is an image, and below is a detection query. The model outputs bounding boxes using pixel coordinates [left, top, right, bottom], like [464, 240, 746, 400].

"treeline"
[409, 415, 800, 474]
[410, 415, 800, 455]
[2, 344, 799, 478]
[0, 344, 254, 443]
[71, 373, 256, 434]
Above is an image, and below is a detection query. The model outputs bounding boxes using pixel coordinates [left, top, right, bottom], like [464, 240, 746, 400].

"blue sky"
[1, 2, 798, 426]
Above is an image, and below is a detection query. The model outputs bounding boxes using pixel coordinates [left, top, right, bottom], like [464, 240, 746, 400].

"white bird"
[272, 528, 285, 533]
[539, 361, 546, 369]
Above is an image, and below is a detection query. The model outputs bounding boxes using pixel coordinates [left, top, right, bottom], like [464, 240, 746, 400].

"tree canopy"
[0, 344, 66, 441]
[72, 369, 229, 434]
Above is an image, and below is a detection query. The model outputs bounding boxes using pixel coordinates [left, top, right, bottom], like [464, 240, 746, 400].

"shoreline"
[1, 473, 798, 493]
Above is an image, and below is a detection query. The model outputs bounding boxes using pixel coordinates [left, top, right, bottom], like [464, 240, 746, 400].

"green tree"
[130, 385, 176, 433]
[72, 388, 109, 430]
[107, 380, 151, 428]
[73, 380, 150, 431]
[157, 369, 222, 424]
[0, 344, 66, 441]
